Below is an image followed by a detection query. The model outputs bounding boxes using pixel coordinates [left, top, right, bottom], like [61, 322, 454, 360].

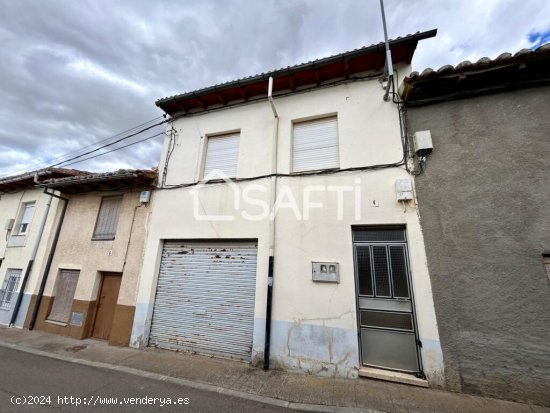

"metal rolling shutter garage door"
[149, 241, 257, 361]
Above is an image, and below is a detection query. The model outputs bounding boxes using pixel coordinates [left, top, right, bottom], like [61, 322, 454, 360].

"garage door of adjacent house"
[149, 241, 258, 361]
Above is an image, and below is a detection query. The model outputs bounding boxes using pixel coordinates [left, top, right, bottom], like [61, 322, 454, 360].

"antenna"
[380, 0, 393, 101]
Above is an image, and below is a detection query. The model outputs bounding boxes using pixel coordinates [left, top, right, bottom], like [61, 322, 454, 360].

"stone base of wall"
[23, 295, 134, 346]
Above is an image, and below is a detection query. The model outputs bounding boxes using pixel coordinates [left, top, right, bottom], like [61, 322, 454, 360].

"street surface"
[0, 346, 292, 412]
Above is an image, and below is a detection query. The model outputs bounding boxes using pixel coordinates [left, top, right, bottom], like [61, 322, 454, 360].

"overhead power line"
[60, 131, 166, 167]
[49, 118, 168, 169]
[4, 115, 166, 176]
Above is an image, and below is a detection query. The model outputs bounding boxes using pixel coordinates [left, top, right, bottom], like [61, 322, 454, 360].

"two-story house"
[130, 30, 446, 386]
[25, 169, 157, 347]
[0, 168, 80, 327]
[400, 44, 550, 403]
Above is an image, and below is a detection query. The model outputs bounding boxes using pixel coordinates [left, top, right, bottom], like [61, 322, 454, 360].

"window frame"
[47, 269, 80, 324]
[92, 195, 123, 241]
[291, 115, 340, 173]
[202, 131, 240, 179]
[17, 201, 36, 235]
[543, 254, 550, 283]
[0, 269, 22, 310]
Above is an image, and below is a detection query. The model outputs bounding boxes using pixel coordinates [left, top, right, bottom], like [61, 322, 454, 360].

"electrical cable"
[49, 119, 168, 168]
[6, 116, 165, 176]
[58, 131, 165, 167]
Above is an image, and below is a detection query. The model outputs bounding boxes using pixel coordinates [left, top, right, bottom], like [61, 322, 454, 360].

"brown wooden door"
[92, 273, 121, 340]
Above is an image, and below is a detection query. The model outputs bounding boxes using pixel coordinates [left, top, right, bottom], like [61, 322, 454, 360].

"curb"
[0, 340, 383, 413]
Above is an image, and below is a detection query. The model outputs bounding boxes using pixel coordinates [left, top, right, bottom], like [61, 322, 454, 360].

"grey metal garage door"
[149, 241, 258, 361]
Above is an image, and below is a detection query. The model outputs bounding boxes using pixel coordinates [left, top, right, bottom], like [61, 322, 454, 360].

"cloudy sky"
[1, 0, 549, 177]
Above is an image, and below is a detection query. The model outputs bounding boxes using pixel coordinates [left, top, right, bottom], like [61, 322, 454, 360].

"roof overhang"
[400, 43, 550, 106]
[0, 168, 84, 193]
[157, 29, 437, 115]
[37, 169, 158, 194]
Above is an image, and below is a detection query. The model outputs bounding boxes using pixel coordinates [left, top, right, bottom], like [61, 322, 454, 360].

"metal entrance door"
[353, 227, 421, 373]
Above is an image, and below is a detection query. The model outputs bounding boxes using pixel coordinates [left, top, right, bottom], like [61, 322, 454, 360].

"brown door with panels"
[92, 273, 121, 340]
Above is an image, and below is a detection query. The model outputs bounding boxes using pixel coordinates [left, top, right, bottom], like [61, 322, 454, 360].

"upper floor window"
[92, 195, 123, 241]
[292, 116, 339, 173]
[17, 202, 35, 235]
[203, 132, 240, 179]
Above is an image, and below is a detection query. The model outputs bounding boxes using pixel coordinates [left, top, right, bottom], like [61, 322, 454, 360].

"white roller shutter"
[203, 133, 240, 178]
[149, 241, 257, 361]
[292, 116, 339, 172]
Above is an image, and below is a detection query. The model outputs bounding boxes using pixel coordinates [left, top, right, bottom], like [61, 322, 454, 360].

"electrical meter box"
[4, 218, 14, 231]
[413, 130, 433, 156]
[312, 262, 340, 283]
[139, 191, 151, 203]
[395, 179, 414, 201]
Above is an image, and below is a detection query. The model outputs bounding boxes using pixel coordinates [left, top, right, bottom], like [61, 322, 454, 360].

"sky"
[1, 0, 549, 177]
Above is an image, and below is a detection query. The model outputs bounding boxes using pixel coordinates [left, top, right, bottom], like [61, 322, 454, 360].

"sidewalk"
[0, 327, 547, 413]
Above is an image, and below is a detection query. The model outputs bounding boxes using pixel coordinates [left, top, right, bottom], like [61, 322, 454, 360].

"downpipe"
[264, 77, 279, 370]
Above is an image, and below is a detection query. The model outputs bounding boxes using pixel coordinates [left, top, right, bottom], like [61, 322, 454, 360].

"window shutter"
[93, 196, 123, 240]
[18, 202, 35, 234]
[293, 116, 339, 172]
[203, 133, 240, 178]
[48, 270, 79, 323]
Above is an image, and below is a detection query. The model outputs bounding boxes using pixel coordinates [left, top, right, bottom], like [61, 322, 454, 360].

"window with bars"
[203, 132, 240, 178]
[0, 269, 22, 309]
[356, 244, 410, 299]
[47, 270, 79, 323]
[17, 202, 35, 235]
[292, 116, 339, 173]
[92, 195, 123, 240]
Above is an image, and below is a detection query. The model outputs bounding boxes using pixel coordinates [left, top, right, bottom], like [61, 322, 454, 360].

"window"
[0, 269, 22, 309]
[292, 116, 339, 173]
[48, 270, 79, 323]
[544, 255, 550, 283]
[92, 195, 123, 240]
[203, 132, 240, 178]
[17, 202, 35, 235]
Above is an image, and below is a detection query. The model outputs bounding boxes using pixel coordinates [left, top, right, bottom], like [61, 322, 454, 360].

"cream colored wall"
[132, 68, 444, 382]
[0, 187, 61, 325]
[42, 190, 151, 307]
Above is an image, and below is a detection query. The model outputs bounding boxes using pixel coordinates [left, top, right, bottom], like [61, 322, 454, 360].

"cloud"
[0, 0, 548, 177]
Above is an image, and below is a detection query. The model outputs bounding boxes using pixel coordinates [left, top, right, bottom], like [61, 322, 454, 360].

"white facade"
[131, 69, 445, 384]
[0, 187, 60, 326]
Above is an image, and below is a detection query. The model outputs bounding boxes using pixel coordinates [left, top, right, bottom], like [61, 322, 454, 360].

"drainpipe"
[28, 188, 69, 330]
[264, 77, 279, 370]
[380, 0, 394, 101]
[9, 182, 53, 327]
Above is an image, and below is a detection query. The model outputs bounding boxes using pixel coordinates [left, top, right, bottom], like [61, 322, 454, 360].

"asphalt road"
[0, 347, 292, 412]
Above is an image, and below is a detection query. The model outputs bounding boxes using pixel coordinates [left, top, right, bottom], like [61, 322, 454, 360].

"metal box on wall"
[312, 262, 340, 283]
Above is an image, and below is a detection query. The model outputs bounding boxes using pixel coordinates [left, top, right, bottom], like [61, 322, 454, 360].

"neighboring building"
[400, 44, 550, 403]
[0, 168, 81, 327]
[130, 30, 447, 386]
[24, 169, 157, 347]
